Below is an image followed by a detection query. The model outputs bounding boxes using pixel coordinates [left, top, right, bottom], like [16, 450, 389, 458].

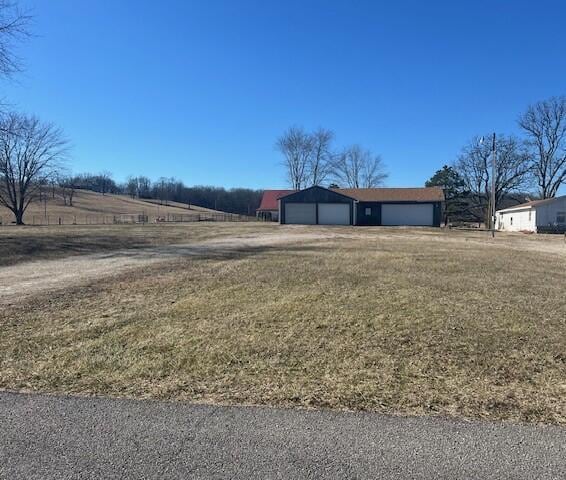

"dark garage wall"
[357, 202, 381, 226]
[433, 202, 442, 226]
[280, 186, 443, 226]
[357, 201, 443, 226]
[280, 186, 354, 225]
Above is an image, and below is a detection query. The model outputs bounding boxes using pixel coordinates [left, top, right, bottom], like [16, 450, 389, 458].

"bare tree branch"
[57, 174, 76, 206]
[0, 112, 68, 224]
[0, 1, 31, 79]
[276, 126, 313, 190]
[308, 128, 334, 186]
[455, 135, 532, 224]
[518, 96, 566, 198]
[331, 145, 387, 188]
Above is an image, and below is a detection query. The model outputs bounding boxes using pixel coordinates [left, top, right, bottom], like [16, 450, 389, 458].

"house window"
[510, 217, 513, 226]
[365, 207, 371, 216]
[528, 211, 531, 221]
[557, 212, 566, 224]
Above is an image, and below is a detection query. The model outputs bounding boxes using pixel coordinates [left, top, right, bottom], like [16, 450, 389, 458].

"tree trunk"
[15, 210, 24, 225]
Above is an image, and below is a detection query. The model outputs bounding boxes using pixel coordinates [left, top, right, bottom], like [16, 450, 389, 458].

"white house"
[496, 195, 566, 233]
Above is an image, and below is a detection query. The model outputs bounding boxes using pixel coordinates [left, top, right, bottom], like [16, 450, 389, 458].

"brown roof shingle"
[258, 187, 444, 211]
[332, 187, 444, 202]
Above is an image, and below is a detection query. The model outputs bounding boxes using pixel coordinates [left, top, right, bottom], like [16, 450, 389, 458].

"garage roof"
[257, 190, 296, 211]
[333, 187, 445, 202]
[497, 195, 565, 213]
[259, 186, 444, 211]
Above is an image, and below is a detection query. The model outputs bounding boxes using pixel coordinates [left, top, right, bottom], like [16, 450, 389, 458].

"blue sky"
[3, 0, 565, 189]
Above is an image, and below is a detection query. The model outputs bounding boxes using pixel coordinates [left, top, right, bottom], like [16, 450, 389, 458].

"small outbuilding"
[258, 186, 444, 226]
[496, 195, 566, 233]
[256, 189, 295, 221]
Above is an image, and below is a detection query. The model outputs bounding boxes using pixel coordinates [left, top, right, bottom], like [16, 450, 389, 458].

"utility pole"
[491, 133, 496, 238]
[42, 189, 47, 224]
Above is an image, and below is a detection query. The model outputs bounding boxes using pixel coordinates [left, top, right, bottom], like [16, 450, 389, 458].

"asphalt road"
[0, 392, 564, 479]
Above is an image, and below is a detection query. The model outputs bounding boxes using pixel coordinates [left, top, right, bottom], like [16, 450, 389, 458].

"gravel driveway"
[0, 232, 333, 304]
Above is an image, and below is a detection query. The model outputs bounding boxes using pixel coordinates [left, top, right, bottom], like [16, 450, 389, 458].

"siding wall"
[497, 208, 536, 232]
[356, 201, 442, 226]
[535, 197, 566, 227]
[279, 187, 354, 225]
[497, 197, 566, 232]
[280, 187, 443, 226]
[356, 202, 381, 225]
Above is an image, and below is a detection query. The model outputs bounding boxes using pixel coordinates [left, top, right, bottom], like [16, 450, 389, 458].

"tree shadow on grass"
[94, 242, 333, 263]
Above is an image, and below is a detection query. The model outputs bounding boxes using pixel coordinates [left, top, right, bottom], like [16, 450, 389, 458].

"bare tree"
[276, 126, 313, 190]
[455, 135, 531, 225]
[155, 177, 173, 205]
[58, 175, 76, 206]
[137, 176, 151, 198]
[331, 145, 387, 188]
[98, 170, 113, 195]
[0, 1, 30, 80]
[518, 96, 566, 198]
[0, 113, 68, 224]
[126, 175, 138, 198]
[308, 128, 334, 186]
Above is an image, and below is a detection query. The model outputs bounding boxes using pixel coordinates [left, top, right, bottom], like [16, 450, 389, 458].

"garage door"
[381, 203, 433, 226]
[285, 203, 316, 224]
[318, 203, 350, 225]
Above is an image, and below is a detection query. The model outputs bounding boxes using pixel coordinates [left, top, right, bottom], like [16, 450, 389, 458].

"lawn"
[0, 225, 565, 424]
[0, 189, 223, 226]
[0, 222, 274, 267]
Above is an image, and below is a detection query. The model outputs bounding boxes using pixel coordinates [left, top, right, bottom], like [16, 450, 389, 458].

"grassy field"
[0, 189, 222, 225]
[0, 224, 565, 424]
[0, 222, 272, 267]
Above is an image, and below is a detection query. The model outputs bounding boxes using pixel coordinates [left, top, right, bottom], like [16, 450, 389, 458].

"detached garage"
[274, 186, 444, 226]
[280, 187, 355, 225]
[285, 203, 317, 224]
[381, 203, 434, 226]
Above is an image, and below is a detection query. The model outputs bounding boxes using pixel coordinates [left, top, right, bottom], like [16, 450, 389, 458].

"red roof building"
[256, 190, 295, 220]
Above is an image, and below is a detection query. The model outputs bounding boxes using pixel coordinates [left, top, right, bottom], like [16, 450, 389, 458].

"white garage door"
[382, 203, 434, 226]
[285, 203, 316, 224]
[318, 203, 350, 225]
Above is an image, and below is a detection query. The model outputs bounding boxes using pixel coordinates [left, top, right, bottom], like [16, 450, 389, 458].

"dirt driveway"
[0, 231, 335, 305]
[2, 227, 564, 305]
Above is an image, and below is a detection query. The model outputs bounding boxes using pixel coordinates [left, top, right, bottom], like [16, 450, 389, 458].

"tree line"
[426, 95, 566, 225]
[122, 176, 262, 216]
[276, 127, 388, 189]
[30, 172, 263, 217]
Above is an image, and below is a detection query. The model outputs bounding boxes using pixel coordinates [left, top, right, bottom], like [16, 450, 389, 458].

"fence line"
[0, 212, 258, 226]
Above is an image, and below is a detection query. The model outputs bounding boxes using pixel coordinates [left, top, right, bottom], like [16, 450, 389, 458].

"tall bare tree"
[331, 144, 387, 188]
[276, 126, 313, 190]
[308, 128, 334, 186]
[455, 135, 531, 224]
[0, 113, 68, 224]
[518, 96, 566, 198]
[0, 1, 30, 80]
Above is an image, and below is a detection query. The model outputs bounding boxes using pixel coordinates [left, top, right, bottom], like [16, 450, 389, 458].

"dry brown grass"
[0, 222, 274, 267]
[0, 226, 565, 424]
[0, 189, 222, 225]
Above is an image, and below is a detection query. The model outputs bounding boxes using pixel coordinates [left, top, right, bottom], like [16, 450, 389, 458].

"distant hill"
[0, 189, 227, 225]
